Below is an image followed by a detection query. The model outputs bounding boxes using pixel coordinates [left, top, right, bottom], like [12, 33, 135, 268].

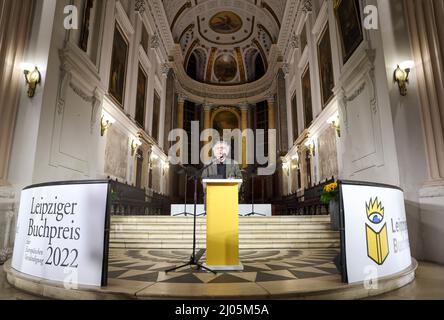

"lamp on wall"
[131, 138, 142, 156]
[327, 113, 341, 137]
[21, 64, 41, 98]
[394, 60, 414, 96]
[101, 111, 116, 136]
[304, 138, 315, 157]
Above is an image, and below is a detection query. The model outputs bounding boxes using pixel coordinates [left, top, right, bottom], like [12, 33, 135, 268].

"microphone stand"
[173, 167, 190, 216]
[166, 162, 216, 274]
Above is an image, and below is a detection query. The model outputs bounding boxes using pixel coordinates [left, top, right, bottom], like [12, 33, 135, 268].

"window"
[109, 24, 128, 107]
[135, 65, 147, 128]
[79, 0, 94, 52]
[302, 65, 313, 129]
[317, 24, 335, 107]
[152, 91, 161, 142]
[291, 92, 298, 140]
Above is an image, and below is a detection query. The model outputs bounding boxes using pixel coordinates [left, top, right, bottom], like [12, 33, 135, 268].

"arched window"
[254, 54, 266, 80]
[186, 52, 198, 81]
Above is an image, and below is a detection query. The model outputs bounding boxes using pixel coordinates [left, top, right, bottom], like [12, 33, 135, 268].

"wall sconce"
[304, 138, 315, 157]
[131, 138, 142, 156]
[394, 60, 414, 96]
[101, 111, 116, 136]
[327, 114, 341, 137]
[22, 65, 41, 98]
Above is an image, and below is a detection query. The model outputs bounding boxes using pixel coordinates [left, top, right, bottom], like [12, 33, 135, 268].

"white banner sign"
[12, 182, 109, 287]
[341, 183, 412, 283]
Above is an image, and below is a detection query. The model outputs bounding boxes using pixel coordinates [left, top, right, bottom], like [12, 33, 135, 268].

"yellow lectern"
[203, 179, 243, 271]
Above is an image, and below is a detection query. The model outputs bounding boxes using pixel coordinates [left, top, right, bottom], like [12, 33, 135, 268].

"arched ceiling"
[162, 0, 287, 85]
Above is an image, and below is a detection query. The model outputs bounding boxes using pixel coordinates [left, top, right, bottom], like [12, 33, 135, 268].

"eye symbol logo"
[365, 198, 389, 265]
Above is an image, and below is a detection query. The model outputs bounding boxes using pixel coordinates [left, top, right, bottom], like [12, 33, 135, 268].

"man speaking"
[202, 141, 243, 180]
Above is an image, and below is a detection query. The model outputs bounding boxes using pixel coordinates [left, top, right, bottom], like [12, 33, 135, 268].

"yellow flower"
[324, 182, 338, 193]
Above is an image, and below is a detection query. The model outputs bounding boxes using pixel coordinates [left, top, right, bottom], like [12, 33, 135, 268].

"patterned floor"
[108, 249, 341, 285]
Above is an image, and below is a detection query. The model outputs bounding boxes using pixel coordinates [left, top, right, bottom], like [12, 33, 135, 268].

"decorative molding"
[135, 0, 146, 14]
[346, 81, 366, 102]
[289, 33, 299, 49]
[301, 0, 313, 14]
[282, 63, 290, 77]
[151, 33, 160, 49]
[160, 62, 170, 78]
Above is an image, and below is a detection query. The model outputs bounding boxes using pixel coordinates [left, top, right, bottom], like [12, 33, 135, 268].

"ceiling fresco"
[162, 0, 287, 85]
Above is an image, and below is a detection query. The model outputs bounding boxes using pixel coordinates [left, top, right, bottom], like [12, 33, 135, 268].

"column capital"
[177, 94, 187, 103]
[239, 103, 250, 112]
[266, 96, 276, 103]
[203, 103, 213, 112]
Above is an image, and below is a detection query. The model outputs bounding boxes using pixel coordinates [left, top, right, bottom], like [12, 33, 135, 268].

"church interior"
[0, 0, 444, 300]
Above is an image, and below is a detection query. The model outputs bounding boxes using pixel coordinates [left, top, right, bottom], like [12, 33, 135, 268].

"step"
[110, 216, 332, 224]
[110, 231, 339, 240]
[110, 224, 332, 232]
[108, 215, 339, 250]
[109, 239, 341, 250]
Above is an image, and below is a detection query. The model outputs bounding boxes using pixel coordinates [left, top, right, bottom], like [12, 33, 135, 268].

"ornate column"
[0, 0, 36, 185]
[267, 96, 276, 130]
[177, 94, 186, 130]
[203, 103, 212, 131]
[239, 104, 249, 168]
[203, 103, 212, 163]
[176, 94, 186, 163]
[405, 0, 444, 185]
[0, 0, 36, 264]
[405, 0, 444, 264]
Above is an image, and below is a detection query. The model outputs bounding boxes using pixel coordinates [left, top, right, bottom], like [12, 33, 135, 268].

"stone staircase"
[110, 216, 340, 250]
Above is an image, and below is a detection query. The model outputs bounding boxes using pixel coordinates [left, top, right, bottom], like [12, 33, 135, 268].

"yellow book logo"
[365, 198, 389, 265]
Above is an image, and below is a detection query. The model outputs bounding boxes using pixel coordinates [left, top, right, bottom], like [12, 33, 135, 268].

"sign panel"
[12, 182, 109, 287]
[341, 182, 412, 283]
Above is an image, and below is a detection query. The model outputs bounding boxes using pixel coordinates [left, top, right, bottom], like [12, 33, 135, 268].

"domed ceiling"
[162, 0, 287, 85]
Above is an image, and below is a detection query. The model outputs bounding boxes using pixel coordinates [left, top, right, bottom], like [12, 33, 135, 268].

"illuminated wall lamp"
[22, 65, 41, 98]
[327, 114, 341, 137]
[131, 138, 142, 156]
[394, 60, 414, 96]
[101, 112, 116, 136]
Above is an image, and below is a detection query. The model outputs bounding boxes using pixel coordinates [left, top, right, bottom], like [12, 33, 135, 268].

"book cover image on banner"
[11, 182, 109, 287]
[341, 183, 412, 284]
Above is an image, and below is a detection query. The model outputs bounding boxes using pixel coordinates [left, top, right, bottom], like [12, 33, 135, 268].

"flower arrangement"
[320, 182, 339, 204]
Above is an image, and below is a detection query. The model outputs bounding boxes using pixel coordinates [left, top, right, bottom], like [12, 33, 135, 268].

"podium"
[202, 179, 243, 271]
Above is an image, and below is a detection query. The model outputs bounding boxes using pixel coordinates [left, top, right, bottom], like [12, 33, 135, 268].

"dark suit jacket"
[201, 158, 243, 180]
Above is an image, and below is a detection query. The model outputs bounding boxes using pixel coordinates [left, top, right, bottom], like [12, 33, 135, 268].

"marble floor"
[1, 250, 443, 300]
